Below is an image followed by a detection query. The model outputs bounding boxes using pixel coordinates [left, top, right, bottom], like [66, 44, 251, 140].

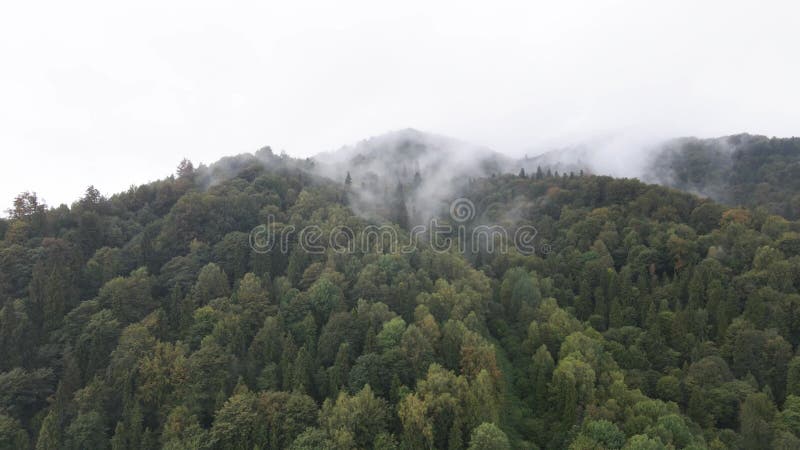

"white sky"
[1, 0, 799, 210]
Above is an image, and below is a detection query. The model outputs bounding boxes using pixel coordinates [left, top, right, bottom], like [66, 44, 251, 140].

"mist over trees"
[645, 134, 800, 219]
[2, 131, 800, 449]
[521, 133, 800, 220]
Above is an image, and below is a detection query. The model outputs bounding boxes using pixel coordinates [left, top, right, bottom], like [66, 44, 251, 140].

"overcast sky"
[1, 0, 799, 210]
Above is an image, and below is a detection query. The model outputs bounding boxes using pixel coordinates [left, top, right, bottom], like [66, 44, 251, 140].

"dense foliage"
[3, 147, 800, 449]
[649, 134, 800, 219]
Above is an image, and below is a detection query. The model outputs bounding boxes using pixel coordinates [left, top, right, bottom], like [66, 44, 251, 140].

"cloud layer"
[1, 1, 798, 210]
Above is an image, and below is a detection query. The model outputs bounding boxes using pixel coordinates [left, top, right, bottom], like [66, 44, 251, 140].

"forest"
[647, 134, 800, 219]
[3, 145, 800, 449]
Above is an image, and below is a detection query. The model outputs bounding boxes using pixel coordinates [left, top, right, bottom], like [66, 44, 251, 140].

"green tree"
[35, 409, 61, 450]
[467, 422, 510, 450]
[319, 384, 389, 449]
[208, 390, 262, 450]
[65, 411, 109, 450]
[97, 268, 156, 324]
[530, 345, 554, 408]
[787, 356, 800, 397]
[569, 420, 625, 449]
[257, 391, 318, 449]
[161, 406, 207, 450]
[75, 309, 121, 379]
[551, 355, 595, 424]
[186, 339, 234, 425]
[192, 263, 230, 306]
[28, 238, 80, 332]
[740, 392, 776, 450]
[328, 343, 351, 397]
[0, 414, 29, 450]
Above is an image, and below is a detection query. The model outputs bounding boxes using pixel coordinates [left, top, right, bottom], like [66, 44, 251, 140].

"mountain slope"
[515, 133, 800, 219]
[312, 128, 513, 224]
[3, 132, 800, 449]
[645, 134, 800, 218]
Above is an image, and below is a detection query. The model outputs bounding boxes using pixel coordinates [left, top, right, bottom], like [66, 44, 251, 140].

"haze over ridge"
[2, 1, 798, 210]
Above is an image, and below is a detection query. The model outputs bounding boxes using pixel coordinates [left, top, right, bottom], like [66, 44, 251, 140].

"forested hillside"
[3, 144, 800, 449]
[646, 134, 800, 219]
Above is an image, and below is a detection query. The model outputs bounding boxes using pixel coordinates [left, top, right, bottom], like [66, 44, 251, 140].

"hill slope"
[521, 133, 800, 218]
[646, 134, 800, 218]
[2, 135, 800, 449]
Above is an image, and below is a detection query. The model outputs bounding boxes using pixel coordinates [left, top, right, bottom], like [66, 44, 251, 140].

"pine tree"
[531, 345, 554, 408]
[329, 343, 350, 397]
[177, 158, 195, 179]
[80, 185, 103, 208]
[292, 345, 313, 394]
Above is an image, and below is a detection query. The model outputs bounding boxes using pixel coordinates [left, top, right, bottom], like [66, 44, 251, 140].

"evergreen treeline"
[2, 149, 800, 449]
